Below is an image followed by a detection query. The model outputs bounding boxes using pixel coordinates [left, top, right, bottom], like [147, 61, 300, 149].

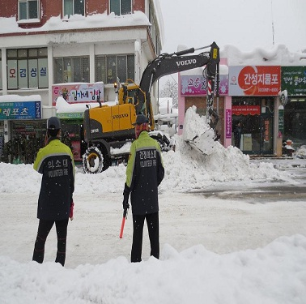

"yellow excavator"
[82, 42, 220, 173]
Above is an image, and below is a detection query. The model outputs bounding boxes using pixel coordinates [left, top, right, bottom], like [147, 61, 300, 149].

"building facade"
[0, 0, 162, 163]
[177, 46, 306, 156]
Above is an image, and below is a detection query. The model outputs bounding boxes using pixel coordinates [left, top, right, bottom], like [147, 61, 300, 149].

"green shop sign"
[281, 66, 306, 95]
[57, 112, 84, 119]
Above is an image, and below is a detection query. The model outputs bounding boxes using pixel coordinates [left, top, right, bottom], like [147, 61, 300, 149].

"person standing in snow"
[32, 117, 75, 266]
[234, 121, 242, 149]
[122, 114, 164, 262]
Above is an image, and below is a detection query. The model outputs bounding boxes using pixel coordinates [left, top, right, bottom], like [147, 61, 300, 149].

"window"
[18, 0, 39, 20]
[110, 0, 131, 16]
[54, 57, 89, 83]
[95, 55, 135, 84]
[64, 0, 85, 17]
[7, 48, 48, 90]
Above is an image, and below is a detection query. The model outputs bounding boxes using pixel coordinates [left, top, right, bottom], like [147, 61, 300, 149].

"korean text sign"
[52, 83, 104, 106]
[0, 101, 41, 120]
[181, 75, 228, 96]
[281, 66, 306, 95]
[229, 66, 281, 96]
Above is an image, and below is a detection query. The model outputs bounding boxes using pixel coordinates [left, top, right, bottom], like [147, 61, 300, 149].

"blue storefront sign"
[0, 101, 41, 120]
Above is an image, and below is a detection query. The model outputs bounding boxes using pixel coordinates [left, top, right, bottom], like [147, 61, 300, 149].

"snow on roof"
[222, 44, 306, 66]
[55, 96, 116, 113]
[0, 11, 150, 35]
[180, 65, 228, 76]
[0, 95, 42, 102]
[179, 44, 306, 76]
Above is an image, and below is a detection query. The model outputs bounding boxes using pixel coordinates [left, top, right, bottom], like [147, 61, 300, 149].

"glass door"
[232, 97, 274, 155]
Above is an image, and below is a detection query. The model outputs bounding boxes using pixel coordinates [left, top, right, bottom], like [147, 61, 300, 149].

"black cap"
[133, 114, 149, 125]
[47, 117, 61, 130]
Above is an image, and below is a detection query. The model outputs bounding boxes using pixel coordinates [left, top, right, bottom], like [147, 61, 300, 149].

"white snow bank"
[0, 136, 292, 195]
[295, 145, 306, 159]
[0, 234, 305, 304]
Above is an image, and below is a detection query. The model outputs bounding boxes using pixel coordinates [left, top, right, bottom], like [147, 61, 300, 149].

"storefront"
[281, 66, 306, 147]
[178, 69, 229, 144]
[0, 97, 43, 163]
[232, 97, 274, 154]
[229, 65, 281, 155]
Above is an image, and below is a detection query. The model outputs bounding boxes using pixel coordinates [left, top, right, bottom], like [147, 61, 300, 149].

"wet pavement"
[188, 158, 306, 202]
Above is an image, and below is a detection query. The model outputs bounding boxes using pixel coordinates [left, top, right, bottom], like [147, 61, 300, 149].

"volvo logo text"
[176, 59, 197, 67]
[112, 113, 128, 119]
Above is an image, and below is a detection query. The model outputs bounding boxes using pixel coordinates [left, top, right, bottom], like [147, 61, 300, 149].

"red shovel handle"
[119, 216, 126, 238]
[119, 209, 128, 238]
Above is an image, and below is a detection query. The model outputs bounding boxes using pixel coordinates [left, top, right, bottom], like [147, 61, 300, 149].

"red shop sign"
[232, 105, 261, 115]
[229, 66, 281, 96]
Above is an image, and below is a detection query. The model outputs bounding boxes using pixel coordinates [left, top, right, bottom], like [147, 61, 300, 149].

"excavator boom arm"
[137, 42, 220, 127]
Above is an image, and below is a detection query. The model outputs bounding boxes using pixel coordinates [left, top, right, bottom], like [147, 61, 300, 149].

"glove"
[123, 183, 130, 210]
[70, 201, 74, 221]
[123, 196, 129, 210]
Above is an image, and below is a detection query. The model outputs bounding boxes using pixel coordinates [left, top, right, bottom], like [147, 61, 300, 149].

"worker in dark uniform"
[32, 117, 75, 266]
[123, 114, 164, 262]
[234, 121, 242, 149]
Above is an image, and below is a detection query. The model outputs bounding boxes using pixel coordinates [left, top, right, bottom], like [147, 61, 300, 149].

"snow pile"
[161, 137, 289, 192]
[0, 139, 291, 196]
[0, 105, 292, 195]
[1, 234, 306, 304]
[182, 106, 217, 155]
[294, 145, 306, 159]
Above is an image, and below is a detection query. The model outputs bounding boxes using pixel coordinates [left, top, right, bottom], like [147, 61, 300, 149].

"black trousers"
[131, 212, 159, 263]
[32, 219, 69, 266]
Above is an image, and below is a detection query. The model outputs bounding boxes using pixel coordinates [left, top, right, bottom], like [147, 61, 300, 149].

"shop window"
[95, 54, 134, 84]
[110, 0, 131, 16]
[7, 48, 48, 90]
[284, 99, 306, 142]
[54, 56, 89, 83]
[63, 0, 85, 17]
[9, 121, 46, 164]
[232, 97, 274, 154]
[18, 0, 39, 20]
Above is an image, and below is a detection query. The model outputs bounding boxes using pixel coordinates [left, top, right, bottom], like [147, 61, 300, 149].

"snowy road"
[1, 156, 306, 269]
[190, 158, 306, 202]
[1, 187, 306, 269]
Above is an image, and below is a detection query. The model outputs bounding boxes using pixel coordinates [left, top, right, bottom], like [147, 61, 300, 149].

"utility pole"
[271, 0, 275, 45]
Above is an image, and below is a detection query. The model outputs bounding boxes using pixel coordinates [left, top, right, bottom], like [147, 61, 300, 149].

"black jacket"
[125, 131, 164, 215]
[33, 138, 75, 220]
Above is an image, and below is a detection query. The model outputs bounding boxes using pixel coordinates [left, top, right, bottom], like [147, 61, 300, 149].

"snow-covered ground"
[1, 132, 306, 303]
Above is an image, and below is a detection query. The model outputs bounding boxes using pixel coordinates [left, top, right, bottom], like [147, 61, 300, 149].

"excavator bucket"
[183, 106, 218, 155]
